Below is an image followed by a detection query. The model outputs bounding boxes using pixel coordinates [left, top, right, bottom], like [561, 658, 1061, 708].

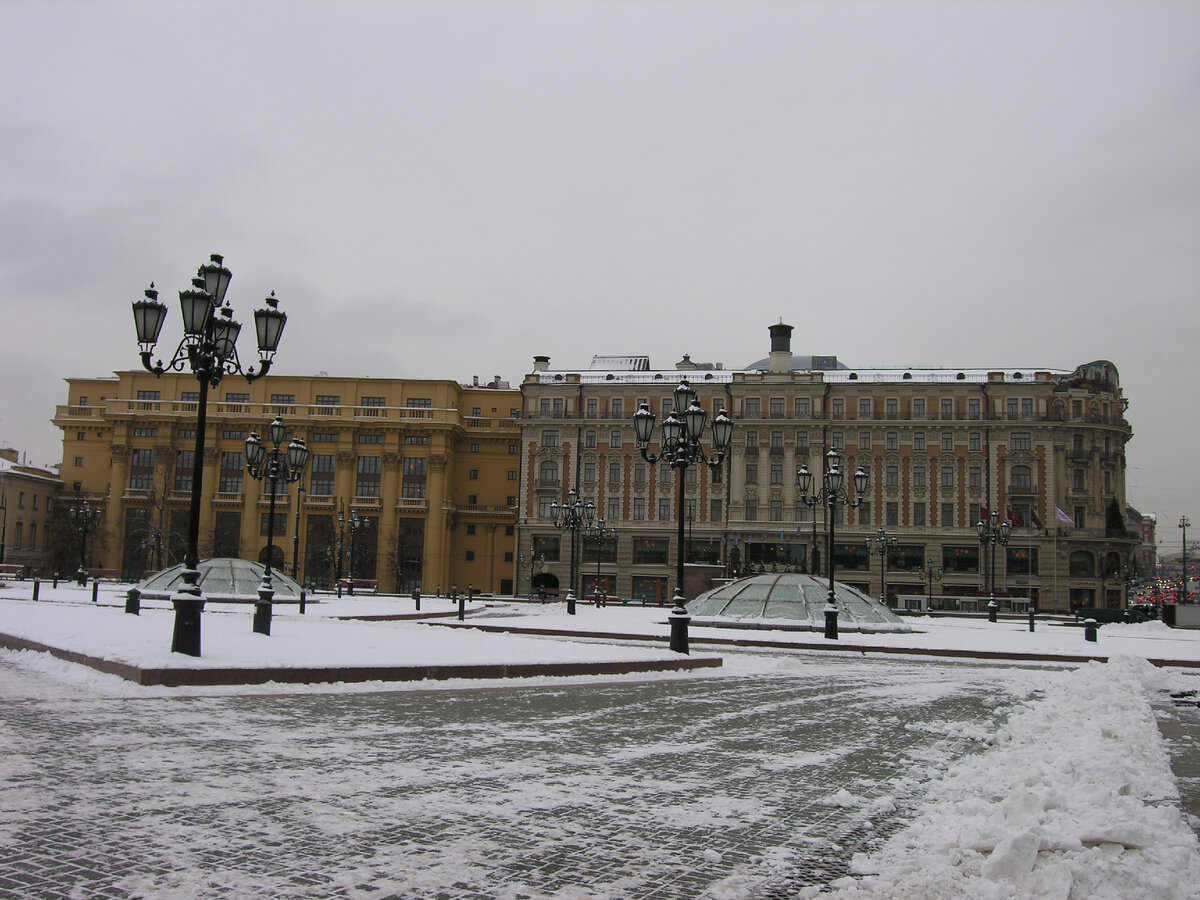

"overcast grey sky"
[2, 1, 1198, 545]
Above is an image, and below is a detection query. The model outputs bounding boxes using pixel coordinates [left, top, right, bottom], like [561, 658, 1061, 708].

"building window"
[770, 463, 783, 485]
[465, 550, 475, 561]
[271, 393, 295, 410]
[797, 431, 808, 450]
[859, 432, 871, 450]
[583, 462, 596, 483]
[315, 394, 341, 413]
[539, 460, 559, 484]
[658, 498, 671, 521]
[771, 430, 784, 448]
[746, 430, 758, 449]
[795, 398, 810, 417]
[913, 398, 926, 418]
[745, 463, 758, 484]
[941, 466, 954, 488]
[174, 451, 194, 492]
[1007, 398, 1018, 418]
[633, 538, 669, 565]
[832, 432, 844, 450]
[886, 502, 899, 526]
[354, 457, 383, 497]
[969, 467, 981, 489]
[886, 432, 898, 451]
[633, 498, 645, 521]
[940, 398, 953, 419]
[770, 398, 785, 417]
[74, 456, 83, 467]
[858, 398, 871, 418]
[913, 432, 925, 452]
[711, 498, 722, 521]
[745, 500, 757, 522]
[1073, 469, 1085, 491]
[886, 466, 898, 487]
[404, 435, 430, 445]
[509, 443, 520, 454]
[359, 434, 383, 444]
[941, 432, 953, 451]
[136, 389, 161, 406]
[1074, 506, 1086, 528]
[886, 398, 898, 417]
[913, 465, 926, 488]
[129, 449, 155, 490]
[540, 430, 559, 448]
[941, 502, 954, 526]
[225, 392, 249, 410]
[609, 398, 624, 418]
[745, 398, 761, 417]
[609, 431, 622, 448]
[609, 462, 622, 484]
[914, 502, 926, 526]
[608, 498, 620, 521]
[407, 398, 431, 408]
[222, 428, 247, 440]
[969, 432, 981, 452]
[1012, 465, 1032, 490]
[360, 396, 386, 415]
[585, 430, 596, 448]
[402, 458, 427, 498]
[219, 452, 244, 493]
[313, 432, 338, 443]
[769, 499, 782, 521]
[832, 398, 844, 417]
[133, 426, 157, 437]
[76, 431, 85, 441]
[468, 469, 479, 480]
[310, 454, 335, 495]
[260, 512, 287, 537]
[968, 398, 980, 419]
[1010, 432, 1032, 452]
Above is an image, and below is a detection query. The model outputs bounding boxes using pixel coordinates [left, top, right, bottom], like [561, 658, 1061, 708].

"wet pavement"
[0, 651, 1060, 899]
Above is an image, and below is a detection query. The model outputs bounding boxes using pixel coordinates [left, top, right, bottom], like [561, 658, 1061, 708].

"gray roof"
[135, 557, 304, 602]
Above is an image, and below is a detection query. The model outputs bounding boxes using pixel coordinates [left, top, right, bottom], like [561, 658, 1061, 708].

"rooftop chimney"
[768, 322, 794, 374]
[533, 356, 550, 372]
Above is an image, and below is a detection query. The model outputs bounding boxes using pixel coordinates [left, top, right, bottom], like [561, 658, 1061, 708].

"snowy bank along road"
[1, 648, 1198, 899]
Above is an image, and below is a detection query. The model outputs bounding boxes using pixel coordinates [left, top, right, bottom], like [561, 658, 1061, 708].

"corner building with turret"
[518, 324, 1137, 612]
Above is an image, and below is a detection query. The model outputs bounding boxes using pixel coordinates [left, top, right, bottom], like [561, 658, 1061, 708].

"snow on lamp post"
[633, 380, 733, 653]
[132, 254, 286, 656]
[797, 448, 869, 640]
[245, 417, 308, 635]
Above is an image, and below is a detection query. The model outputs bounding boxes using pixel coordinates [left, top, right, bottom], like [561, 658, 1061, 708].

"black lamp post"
[0, 492, 7, 565]
[919, 556, 943, 612]
[868, 526, 898, 608]
[342, 507, 371, 595]
[977, 511, 1012, 621]
[518, 548, 545, 598]
[633, 379, 734, 653]
[584, 517, 618, 604]
[132, 254, 286, 656]
[292, 486, 305, 580]
[244, 416, 308, 635]
[797, 448, 869, 640]
[1181, 516, 1191, 604]
[68, 499, 103, 585]
[549, 488, 594, 615]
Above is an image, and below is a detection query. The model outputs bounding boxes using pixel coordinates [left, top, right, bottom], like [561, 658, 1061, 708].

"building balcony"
[395, 497, 429, 512]
[1007, 483, 1038, 496]
[212, 492, 244, 505]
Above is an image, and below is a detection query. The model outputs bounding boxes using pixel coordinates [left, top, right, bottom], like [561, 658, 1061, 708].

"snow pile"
[827, 655, 1200, 899]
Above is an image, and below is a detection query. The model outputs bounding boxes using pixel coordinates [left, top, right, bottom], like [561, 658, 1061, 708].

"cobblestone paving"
[0, 651, 1037, 899]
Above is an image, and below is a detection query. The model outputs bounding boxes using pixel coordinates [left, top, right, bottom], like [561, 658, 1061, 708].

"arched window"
[538, 460, 558, 484]
[1069, 550, 1094, 577]
[1011, 465, 1032, 490]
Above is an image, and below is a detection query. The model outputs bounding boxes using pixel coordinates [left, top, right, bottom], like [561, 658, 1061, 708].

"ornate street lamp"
[1181, 516, 1191, 604]
[977, 511, 1012, 621]
[244, 416, 309, 634]
[868, 526, 898, 608]
[132, 254, 286, 656]
[292, 487, 305, 581]
[584, 517, 618, 605]
[68, 499, 103, 585]
[517, 548, 545, 599]
[797, 448, 869, 639]
[633, 379, 734, 653]
[338, 506, 371, 595]
[549, 487, 594, 615]
[919, 556, 943, 612]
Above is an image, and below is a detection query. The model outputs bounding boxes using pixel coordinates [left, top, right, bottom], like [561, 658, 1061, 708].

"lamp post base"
[170, 570, 205, 657]
[988, 597, 999, 623]
[254, 580, 274, 635]
[669, 588, 690, 654]
[824, 603, 839, 640]
[566, 591, 576, 615]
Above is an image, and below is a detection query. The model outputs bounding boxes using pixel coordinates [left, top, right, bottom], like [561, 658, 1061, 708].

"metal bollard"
[566, 590, 576, 615]
[33, 578, 40, 602]
[53, 573, 59, 589]
[299, 588, 307, 615]
[1028, 608, 1035, 632]
[1084, 618, 1098, 643]
[987, 599, 998, 623]
[92, 581, 99, 603]
[125, 587, 141, 615]
[456, 586, 464, 621]
[669, 610, 690, 654]
[413, 589, 421, 611]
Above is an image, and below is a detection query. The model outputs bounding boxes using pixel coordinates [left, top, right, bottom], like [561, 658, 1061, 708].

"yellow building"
[0, 449, 63, 577]
[54, 372, 521, 593]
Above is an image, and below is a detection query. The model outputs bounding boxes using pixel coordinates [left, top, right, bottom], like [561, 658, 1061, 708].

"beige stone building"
[0, 449, 63, 577]
[54, 372, 522, 594]
[517, 324, 1137, 612]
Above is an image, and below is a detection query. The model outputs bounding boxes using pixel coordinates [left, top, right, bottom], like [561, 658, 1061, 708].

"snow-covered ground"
[3, 581, 1200, 898]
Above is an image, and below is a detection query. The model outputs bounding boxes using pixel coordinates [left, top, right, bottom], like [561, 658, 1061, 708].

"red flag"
[980, 506, 991, 522]
[1006, 507, 1023, 527]
[1031, 508, 1044, 529]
